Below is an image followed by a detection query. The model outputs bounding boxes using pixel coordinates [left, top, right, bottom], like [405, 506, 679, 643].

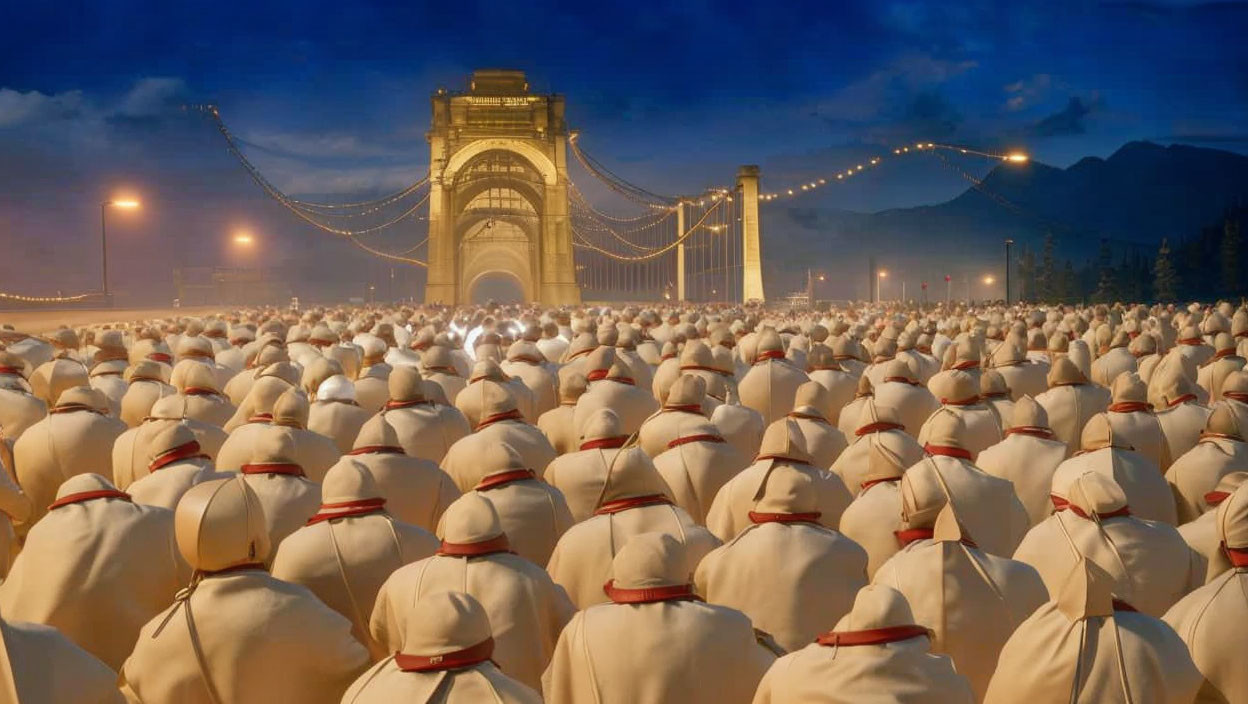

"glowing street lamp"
[233, 232, 255, 246]
[1006, 153, 1029, 163]
[876, 269, 888, 302]
[101, 198, 141, 297]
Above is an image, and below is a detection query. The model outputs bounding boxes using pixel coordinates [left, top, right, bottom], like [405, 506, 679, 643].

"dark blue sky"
[2, 0, 1247, 300]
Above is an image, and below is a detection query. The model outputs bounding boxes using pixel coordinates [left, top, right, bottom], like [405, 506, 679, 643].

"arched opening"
[452, 149, 543, 303]
[470, 271, 526, 303]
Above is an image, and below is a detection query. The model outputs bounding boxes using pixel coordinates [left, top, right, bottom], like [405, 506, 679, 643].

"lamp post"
[806, 269, 825, 305]
[1004, 238, 1014, 304]
[100, 199, 139, 297]
[876, 270, 888, 303]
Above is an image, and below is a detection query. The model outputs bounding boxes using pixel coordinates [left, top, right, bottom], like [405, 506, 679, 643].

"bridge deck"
[0, 307, 224, 335]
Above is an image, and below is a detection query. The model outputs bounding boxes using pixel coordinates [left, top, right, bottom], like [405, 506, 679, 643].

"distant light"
[983, 275, 995, 285]
[1006, 153, 1029, 163]
[110, 199, 140, 209]
[817, 275, 826, 282]
[234, 233, 254, 246]
[878, 270, 888, 279]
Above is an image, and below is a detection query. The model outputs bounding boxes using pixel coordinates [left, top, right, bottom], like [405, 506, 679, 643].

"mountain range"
[763, 141, 1248, 300]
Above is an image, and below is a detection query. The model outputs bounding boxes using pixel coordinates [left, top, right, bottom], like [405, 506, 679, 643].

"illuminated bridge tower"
[738, 165, 766, 302]
[424, 70, 580, 304]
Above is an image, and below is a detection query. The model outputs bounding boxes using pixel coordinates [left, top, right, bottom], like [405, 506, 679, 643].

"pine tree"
[1059, 259, 1076, 302]
[1221, 214, 1242, 298]
[1153, 238, 1178, 302]
[1017, 245, 1036, 302]
[1092, 239, 1115, 303]
[1037, 232, 1055, 301]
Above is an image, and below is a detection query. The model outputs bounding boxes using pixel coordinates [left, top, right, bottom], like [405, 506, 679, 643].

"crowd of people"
[0, 298, 1245, 703]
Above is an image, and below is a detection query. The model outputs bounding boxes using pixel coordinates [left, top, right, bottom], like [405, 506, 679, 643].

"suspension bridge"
[197, 69, 1037, 306]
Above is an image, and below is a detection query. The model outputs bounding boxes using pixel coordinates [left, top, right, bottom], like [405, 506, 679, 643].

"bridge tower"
[737, 165, 766, 302]
[424, 70, 580, 304]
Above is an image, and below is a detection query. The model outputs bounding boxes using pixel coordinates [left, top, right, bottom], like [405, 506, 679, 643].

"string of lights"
[568, 183, 676, 222]
[198, 105, 431, 265]
[281, 190, 430, 238]
[0, 291, 98, 303]
[570, 216, 666, 252]
[567, 136, 678, 207]
[927, 149, 1142, 250]
[204, 105, 432, 236]
[758, 141, 1029, 203]
[199, 106, 430, 214]
[571, 198, 725, 262]
[569, 202, 674, 252]
[345, 233, 428, 265]
[280, 180, 429, 219]
[930, 150, 1027, 216]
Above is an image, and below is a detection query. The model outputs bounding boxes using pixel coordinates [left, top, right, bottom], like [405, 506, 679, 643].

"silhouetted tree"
[1059, 259, 1076, 302]
[1017, 245, 1036, 301]
[1153, 238, 1178, 302]
[1221, 214, 1242, 298]
[1092, 239, 1116, 302]
[1037, 232, 1055, 301]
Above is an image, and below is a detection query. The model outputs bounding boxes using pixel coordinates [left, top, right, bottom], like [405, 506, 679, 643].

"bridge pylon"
[737, 165, 765, 303]
[425, 70, 580, 305]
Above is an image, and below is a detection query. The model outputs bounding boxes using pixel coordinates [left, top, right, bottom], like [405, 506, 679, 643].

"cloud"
[0, 77, 187, 137]
[1029, 96, 1100, 137]
[256, 156, 426, 197]
[1004, 73, 1054, 112]
[240, 131, 404, 161]
[0, 88, 85, 128]
[814, 53, 976, 141]
[115, 77, 187, 118]
[898, 91, 963, 138]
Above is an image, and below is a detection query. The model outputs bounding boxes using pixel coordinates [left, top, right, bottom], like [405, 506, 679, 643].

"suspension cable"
[345, 233, 428, 265]
[201, 106, 429, 213]
[568, 182, 675, 222]
[568, 136, 677, 207]
[570, 208, 670, 253]
[198, 105, 430, 265]
[572, 199, 724, 261]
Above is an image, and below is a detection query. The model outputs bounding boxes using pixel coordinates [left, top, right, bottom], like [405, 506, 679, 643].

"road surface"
[0, 306, 225, 334]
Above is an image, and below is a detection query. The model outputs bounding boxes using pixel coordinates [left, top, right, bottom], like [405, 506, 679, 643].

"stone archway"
[423, 70, 580, 305]
[468, 270, 527, 303]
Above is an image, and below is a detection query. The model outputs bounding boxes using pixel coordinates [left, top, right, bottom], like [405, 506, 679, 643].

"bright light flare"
[1006, 153, 1029, 163]
[233, 233, 254, 246]
[983, 275, 995, 285]
[110, 199, 140, 209]
[878, 270, 888, 279]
